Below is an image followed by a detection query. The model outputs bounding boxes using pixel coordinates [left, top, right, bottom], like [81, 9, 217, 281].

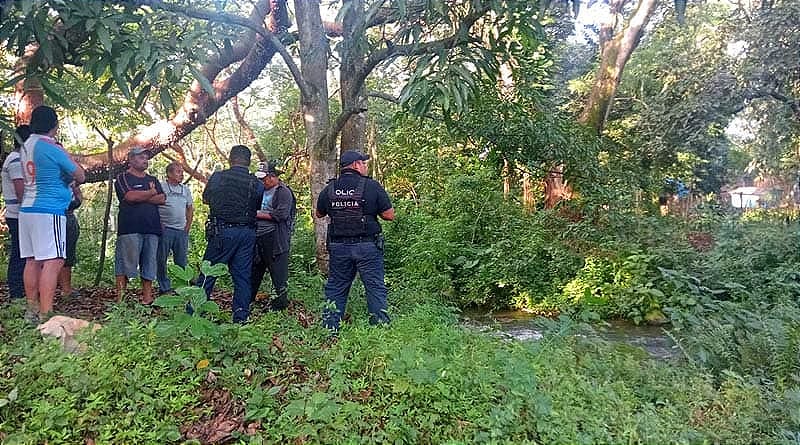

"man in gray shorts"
[114, 147, 165, 304]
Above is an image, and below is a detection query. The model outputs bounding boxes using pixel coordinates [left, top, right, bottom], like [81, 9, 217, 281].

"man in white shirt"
[156, 162, 193, 294]
[1, 125, 30, 299]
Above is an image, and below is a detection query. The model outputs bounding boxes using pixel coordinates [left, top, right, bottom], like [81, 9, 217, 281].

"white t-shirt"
[1, 151, 24, 219]
[158, 180, 193, 230]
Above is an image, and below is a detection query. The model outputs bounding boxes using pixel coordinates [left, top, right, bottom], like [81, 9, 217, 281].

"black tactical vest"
[208, 167, 258, 225]
[328, 177, 368, 237]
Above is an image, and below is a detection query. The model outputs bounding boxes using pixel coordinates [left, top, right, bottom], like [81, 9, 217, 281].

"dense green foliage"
[2, 0, 800, 443]
[2, 279, 798, 444]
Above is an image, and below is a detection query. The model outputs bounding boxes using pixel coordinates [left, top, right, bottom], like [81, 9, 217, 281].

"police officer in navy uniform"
[200, 145, 264, 323]
[315, 150, 395, 332]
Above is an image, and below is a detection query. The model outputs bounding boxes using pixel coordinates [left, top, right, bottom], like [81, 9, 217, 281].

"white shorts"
[19, 212, 67, 261]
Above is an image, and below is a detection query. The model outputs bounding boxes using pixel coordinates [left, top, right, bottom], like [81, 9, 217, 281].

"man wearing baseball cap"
[315, 149, 395, 332]
[251, 161, 296, 311]
[113, 146, 165, 304]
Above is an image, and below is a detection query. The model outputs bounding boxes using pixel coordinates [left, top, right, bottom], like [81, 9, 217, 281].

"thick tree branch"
[126, 0, 309, 99]
[352, 8, 487, 98]
[75, 0, 279, 181]
[231, 95, 267, 161]
[367, 90, 399, 103]
[328, 106, 369, 151]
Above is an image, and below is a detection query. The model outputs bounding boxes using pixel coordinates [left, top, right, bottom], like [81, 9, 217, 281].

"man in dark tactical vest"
[200, 145, 264, 323]
[315, 150, 395, 332]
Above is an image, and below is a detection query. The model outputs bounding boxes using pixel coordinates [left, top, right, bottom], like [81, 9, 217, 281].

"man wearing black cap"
[201, 145, 264, 323]
[250, 161, 296, 311]
[114, 146, 165, 304]
[315, 149, 395, 332]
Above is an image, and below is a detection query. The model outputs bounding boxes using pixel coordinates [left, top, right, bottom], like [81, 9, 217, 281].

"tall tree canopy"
[0, 0, 544, 270]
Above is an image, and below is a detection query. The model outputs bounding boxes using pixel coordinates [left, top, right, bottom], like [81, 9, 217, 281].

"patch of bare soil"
[181, 381, 259, 444]
[687, 231, 715, 252]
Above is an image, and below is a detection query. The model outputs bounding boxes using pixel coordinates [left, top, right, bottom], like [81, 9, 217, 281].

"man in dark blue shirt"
[114, 147, 165, 304]
[315, 150, 395, 332]
[201, 145, 264, 323]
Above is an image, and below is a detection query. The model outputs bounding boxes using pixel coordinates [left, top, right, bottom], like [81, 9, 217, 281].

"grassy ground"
[0, 279, 792, 444]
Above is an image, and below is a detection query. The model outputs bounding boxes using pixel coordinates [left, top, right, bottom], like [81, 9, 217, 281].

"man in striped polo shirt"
[1, 125, 30, 300]
[18, 106, 85, 324]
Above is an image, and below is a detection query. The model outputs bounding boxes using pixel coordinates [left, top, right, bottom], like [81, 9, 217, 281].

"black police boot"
[269, 287, 289, 311]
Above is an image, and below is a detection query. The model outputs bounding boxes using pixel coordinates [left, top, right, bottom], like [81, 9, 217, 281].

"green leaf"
[176, 286, 205, 300]
[90, 55, 109, 79]
[168, 264, 195, 283]
[200, 260, 228, 278]
[40, 76, 68, 108]
[134, 84, 151, 109]
[41, 361, 60, 374]
[159, 87, 175, 115]
[112, 68, 131, 98]
[154, 295, 185, 308]
[188, 65, 215, 96]
[99, 77, 114, 94]
[130, 70, 146, 89]
[200, 300, 220, 314]
[0, 73, 26, 90]
[96, 26, 112, 53]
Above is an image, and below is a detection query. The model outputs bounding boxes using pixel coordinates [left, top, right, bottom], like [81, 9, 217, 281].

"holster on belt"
[205, 217, 221, 239]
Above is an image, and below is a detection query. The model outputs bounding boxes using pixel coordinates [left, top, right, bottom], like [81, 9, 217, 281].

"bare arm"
[124, 182, 160, 203]
[147, 193, 166, 205]
[71, 162, 86, 184]
[185, 205, 194, 232]
[124, 188, 158, 203]
[379, 208, 395, 221]
[12, 178, 23, 201]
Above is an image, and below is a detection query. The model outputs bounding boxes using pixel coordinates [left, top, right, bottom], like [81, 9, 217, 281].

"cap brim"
[255, 172, 267, 179]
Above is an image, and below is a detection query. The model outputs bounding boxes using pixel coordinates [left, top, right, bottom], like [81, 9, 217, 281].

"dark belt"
[220, 222, 253, 228]
[330, 235, 376, 244]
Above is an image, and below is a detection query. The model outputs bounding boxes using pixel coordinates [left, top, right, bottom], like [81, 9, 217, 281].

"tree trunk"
[14, 43, 44, 125]
[296, 0, 335, 274]
[94, 131, 115, 286]
[579, 0, 658, 132]
[545, 0, 657, 209]
[522, 170, 534, 212]
[339, 0, 368, 152]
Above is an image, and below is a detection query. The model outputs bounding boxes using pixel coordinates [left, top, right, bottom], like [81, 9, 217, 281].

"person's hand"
[184, 224, 191, 233]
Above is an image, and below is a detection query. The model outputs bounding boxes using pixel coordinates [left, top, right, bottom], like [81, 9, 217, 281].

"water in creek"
[462, 309, 680, 360]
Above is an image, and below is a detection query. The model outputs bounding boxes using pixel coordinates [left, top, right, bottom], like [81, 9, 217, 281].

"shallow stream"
[462, 309, 679, 360]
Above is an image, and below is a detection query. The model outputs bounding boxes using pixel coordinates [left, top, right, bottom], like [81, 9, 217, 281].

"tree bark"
[579, 0, 658, 132]
[14, 43, 45, 125]
[296, 0, 335, 274]
[339, 0, 369, 153]
[94, 128, 115, 286]
[73, 0, 276, 182]
[545, 0, 657, 209]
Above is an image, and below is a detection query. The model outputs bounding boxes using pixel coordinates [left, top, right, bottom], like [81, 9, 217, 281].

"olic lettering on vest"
[329, 178, 367, 237]
[331, 189, 361, 209]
